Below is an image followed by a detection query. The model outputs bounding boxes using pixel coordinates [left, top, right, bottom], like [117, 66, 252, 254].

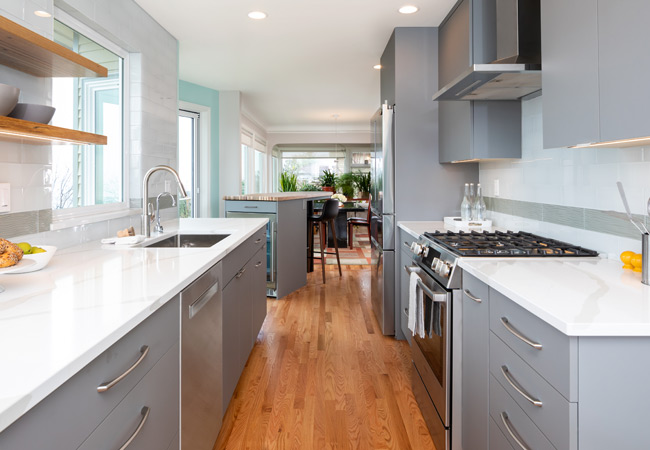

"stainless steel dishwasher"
[181, 262, 222, 449]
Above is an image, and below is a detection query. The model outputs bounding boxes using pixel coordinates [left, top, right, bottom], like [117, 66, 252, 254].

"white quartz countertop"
[0, 218, 267, 434]
[460, 258, 650, 336]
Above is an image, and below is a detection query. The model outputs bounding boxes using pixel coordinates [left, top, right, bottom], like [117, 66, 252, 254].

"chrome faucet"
[142, 165, 188, 237]
[154, 192, 176, 233]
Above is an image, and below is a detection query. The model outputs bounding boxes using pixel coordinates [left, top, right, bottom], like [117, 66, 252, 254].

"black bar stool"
[307, 198, 342, 283]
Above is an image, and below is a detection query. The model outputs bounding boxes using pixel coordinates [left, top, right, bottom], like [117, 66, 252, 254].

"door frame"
[179, 101, 211, 217]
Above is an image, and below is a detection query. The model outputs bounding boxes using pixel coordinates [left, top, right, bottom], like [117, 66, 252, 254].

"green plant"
[299, 182, 321, 191]
[319, 169, 338, 187]
[337, 172, 356, 198]
[354, 171, 371, 194]
[279, 171, 298, 192]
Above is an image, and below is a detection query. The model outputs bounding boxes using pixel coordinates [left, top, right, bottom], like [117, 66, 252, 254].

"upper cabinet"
[541, 0, 650, 148]
[0, 16, 108, 146]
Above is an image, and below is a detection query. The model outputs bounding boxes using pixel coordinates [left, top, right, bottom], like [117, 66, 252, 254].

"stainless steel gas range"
[406, 230, 598, 450]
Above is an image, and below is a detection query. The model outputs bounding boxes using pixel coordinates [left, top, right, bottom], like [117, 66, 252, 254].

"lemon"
[30, 247, 46, 254]
[17, 242, 32, 254]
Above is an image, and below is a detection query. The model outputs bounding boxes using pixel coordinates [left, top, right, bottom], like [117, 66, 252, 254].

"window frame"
[50, 8, 130, 229]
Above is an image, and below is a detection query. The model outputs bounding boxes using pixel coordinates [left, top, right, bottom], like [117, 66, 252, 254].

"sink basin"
[144, 233, 230, 248]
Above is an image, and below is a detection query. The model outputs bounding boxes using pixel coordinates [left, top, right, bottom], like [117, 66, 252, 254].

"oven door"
[407, 266, 452, 427]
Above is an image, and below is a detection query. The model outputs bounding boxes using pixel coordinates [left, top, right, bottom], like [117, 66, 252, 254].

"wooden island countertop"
[223, 192, 332, 202]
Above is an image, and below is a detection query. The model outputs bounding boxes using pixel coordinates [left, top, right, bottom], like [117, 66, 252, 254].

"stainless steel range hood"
[433, 0, 541, 101]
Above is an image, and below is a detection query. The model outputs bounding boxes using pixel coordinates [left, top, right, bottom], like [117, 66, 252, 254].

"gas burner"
[423, 230, 599, 258]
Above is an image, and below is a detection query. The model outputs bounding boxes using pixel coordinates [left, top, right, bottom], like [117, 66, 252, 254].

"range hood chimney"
[433, 0, 541, 101]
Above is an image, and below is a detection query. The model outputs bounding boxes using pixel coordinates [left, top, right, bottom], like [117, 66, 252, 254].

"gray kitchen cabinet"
[77, 343, 180, 450]
[396, 228, 418, 342]
[221, 232, 268, 413]
[0, 296, 180, 450]
[438, 100, 522, 163]
[461, 272, 489, 450]
[597, 0, 650, 142]
[541, 0, 600, 149]
[542, 0, 650, 147]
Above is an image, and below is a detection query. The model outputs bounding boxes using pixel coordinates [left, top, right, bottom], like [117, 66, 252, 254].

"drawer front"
[225, 200, 277, 213]
[399, 228, 418, 254]
[489, 416, 515, 450]
[166, 432, 179, 450]
[490, 332, 577, 450]
[0, 297, 179, 450]
[223, 227, 267, 285]
[490, 289, 577, 401]
[78, 342, 180, 450]
[489, 375, 556, 450]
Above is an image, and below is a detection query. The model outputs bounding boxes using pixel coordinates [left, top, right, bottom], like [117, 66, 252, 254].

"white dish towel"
[408, 271, 425, 338]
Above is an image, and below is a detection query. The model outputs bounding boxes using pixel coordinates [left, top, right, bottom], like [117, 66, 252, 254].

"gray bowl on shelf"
[0, 83, 20, 116]
[8, 103, 56, 124]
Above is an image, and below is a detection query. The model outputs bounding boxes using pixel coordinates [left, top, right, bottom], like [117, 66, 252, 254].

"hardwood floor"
[214, 265, 436, 450]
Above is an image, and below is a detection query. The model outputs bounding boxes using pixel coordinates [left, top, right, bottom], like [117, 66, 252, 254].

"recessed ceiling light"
[34, 10, 52, 18]
[248, 11, 267, 20]
[373, 64, 382, 70]
[398, 5, 419, 14]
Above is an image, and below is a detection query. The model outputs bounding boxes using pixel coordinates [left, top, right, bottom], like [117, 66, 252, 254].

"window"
[178, 110, 199, 218]
[281, 150, 345, 185]
[51, 17, 126, 212]
[241, 130, 266, 194]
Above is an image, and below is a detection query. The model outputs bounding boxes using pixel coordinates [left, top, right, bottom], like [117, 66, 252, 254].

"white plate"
[0, 258, 37, 274]
[7, 245, 57, 274]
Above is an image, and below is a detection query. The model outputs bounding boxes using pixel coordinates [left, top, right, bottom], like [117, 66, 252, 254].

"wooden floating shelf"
[0, 15, 107, 78]
[0, 116, 107, 146]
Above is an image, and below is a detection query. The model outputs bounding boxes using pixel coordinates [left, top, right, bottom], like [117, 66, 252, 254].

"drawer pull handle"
[236, 268, 246, 279]
[97, 346, 150, 393]
[255, 238, 262, 244]
[500, 412, 530, 450]
[500, 317, 542, 350]
[501, 365, 543, 407]
[119, 406, 150, 450]
[463, 289, 482, 303]
[189, 282, 219, 319]
[404, 307, 409, 315]
[255, 261, 262, 268]
[403, 241, 410, 248]
[244, 206, 258, 208]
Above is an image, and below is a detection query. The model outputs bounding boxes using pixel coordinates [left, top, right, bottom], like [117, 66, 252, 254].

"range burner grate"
[423, 230, 599, 257]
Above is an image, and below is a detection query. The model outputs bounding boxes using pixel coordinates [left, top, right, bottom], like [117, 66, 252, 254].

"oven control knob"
[422, 246, 430, 258]
[431, 257, 440, 271]
[439, 262, 451, 278]
[411, 242, 424, 256]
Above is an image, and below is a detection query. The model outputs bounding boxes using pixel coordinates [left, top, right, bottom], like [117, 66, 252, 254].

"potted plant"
[336, 172, 356, 198]
[319, 169, 338, 192]
[354, 171, 371, 199]
[279, 170, 298, 192]
[299, 182, 321, 191]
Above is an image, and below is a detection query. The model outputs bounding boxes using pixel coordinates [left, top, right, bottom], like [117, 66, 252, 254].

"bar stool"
[347, 194, 371, 249]
[307, 198, 342, 283]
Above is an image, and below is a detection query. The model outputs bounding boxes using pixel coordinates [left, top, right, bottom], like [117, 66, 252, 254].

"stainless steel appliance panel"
[370, 235, 395, 336]
[370, 108, 383, 215]
[225, 211, 277, 296]
[381, 103, 395, 215]
[412, 364, 450, 450]
[181, 262, 222, 449]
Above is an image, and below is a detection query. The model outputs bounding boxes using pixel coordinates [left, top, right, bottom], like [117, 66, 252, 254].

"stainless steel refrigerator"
[370, 102, 395, 335]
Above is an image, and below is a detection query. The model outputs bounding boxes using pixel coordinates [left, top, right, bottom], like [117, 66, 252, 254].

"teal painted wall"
[179, 80, 220, 216]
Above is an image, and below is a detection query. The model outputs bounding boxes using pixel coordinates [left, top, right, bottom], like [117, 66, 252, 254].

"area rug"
[312, 229, 371, 265]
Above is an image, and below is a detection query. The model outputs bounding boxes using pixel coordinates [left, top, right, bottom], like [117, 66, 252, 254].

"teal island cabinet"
[225, 192, 332, 298]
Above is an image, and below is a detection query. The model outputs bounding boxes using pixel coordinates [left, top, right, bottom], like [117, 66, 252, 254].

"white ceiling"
[134, 0, 456, 132]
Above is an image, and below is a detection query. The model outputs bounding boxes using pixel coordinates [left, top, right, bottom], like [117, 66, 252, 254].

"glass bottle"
[474, 183, 486, 221]
[468, 183, 476, 220]
[460, 183, 472, 221]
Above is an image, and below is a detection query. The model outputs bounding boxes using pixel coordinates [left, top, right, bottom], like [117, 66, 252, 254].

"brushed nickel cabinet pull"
[255, 238, 262, 244]
[255, 261, 262, 268]
[463, 289, 482, 303]
[97, 346, 149, 393]
[119, 406, 150, 450]
[501, 365, 543, 407]
[500, 317, 543, 350]
[500, 412, 530, 450]
[236, 268, 246, 279]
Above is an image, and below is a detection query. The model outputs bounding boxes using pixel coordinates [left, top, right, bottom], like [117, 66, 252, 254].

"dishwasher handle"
[189, 281, 219, 319]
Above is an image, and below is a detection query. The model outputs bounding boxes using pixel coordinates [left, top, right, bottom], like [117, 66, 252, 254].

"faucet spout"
[142, 165, 188, 237]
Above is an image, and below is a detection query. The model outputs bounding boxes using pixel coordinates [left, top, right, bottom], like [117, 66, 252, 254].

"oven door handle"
[404, 265, 447, 303]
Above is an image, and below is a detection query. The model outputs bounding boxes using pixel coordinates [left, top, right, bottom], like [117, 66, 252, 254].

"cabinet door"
[461, 273, 490, 450]
[251, 245, 268, 346]
[439, 0, 471, 87]
[541, 0, 600, 148]
[222, 276, 244, 412]
[598, 0, 650, 142]
[439, 101, 472, 163]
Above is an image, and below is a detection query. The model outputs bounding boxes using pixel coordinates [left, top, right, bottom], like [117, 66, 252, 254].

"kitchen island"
[0, 218, 267, 448]
[224, 191, 332, 297]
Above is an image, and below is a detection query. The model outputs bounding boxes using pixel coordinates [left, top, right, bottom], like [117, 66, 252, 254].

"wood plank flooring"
[214, 265, 436, 450]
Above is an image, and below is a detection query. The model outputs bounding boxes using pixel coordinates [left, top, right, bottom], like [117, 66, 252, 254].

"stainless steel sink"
[143, 233, 230, 248]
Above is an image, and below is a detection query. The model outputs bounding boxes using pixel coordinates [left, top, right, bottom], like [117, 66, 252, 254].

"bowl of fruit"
[10, 243, 57, 273]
